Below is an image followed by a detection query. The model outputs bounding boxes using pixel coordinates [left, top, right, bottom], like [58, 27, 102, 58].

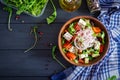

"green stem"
[8, 10, 12, 31]
[24, 26, 38, 53]
[52, 46, 66, 69]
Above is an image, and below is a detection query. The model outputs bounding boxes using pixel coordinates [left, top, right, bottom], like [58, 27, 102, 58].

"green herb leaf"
[52, 46, 66, 69]
[4, 0, 48, 17]
[24, 26, 38, 53]
[107, 75, 117, 80]
[3, 7, 13, 31]
[46, 0, 57, 24]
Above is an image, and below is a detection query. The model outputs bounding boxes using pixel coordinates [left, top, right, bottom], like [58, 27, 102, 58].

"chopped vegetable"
[100, 45, 104, 53]
[24, 26, 38, 53]
[68, 23, 76, 35]
[3, 7, 12, 31]
[74, 23, 81, 31]
[66, 52, 76, 60]
[92, 53, 100, 58]
[92, 27, 101, 33]
[78, 59, 84, 63]
[63, 42, 72, 50]
[52, 46, 66, 69]
[46, 0, 57, 24]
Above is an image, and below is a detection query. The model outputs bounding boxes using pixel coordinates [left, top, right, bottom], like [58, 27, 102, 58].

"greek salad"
[62, 18, 105, 64]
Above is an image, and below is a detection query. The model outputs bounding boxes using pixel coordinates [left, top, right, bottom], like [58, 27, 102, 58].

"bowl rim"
[58, 16, 110, 66]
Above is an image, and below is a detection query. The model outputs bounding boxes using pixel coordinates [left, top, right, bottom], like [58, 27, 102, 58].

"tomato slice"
[63, 42, 72, 50]
[78, 59, 84, 63]
[74, 23, 81, 31]
[66, 52, 76, 60]
[100, 45, 104, 53]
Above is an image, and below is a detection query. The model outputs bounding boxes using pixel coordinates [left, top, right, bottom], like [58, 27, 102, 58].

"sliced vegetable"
[74, 59, 78, 63]
[92, 53, 100, 57]
[74, 23, 81, 31]
[63, 42, 72, 50]
[100, 45, 104, 53]
[101, 31, 105, 44]
[92, 27, 101, 33]
[85, 19, 91, 28]
[66, 52, 76, 60]
[88, 56, 93, 60]
[78, 59, 84, 63]
[68, 23, 76, 35]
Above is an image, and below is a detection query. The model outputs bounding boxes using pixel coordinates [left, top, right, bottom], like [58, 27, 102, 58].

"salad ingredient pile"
[62, 18, 105, 64]
[3, 0, 48, 17]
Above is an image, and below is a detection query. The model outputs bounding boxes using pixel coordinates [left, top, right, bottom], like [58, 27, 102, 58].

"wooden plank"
[0, 0, 90, 24]
[0, 49, 72, 76]
[0, 23, 63, 49]
[0, 77, 50, 80]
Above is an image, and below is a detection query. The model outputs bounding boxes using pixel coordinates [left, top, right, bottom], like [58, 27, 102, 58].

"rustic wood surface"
[0, 0, 91, 80]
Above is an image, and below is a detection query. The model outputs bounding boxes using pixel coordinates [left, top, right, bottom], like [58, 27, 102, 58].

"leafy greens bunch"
[3, 0, 48, 17]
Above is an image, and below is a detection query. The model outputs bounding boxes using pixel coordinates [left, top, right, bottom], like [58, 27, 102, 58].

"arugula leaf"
[46, 0, 57, 24]
[4, 0, 48, 17]
[24, 26, 38, 53]
[3, 7, 13, 31]
[52, 46, 66, 69]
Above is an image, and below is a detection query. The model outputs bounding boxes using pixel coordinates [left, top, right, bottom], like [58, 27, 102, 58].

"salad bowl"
[58, 16, 109, 66]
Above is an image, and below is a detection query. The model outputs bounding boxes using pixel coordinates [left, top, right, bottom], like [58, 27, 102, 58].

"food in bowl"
[58, 16, 109, 66]
[0, 0, 48, 17]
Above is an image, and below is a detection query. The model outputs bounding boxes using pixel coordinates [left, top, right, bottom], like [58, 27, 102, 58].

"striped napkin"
[51, 0, 120, 80]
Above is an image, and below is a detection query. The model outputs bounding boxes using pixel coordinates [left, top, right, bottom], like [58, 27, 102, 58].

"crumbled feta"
[63, 32, 73, 41]
[78, 19, 86, 27]
[92, 53, 100, 58]
[79, 54, 88, 59]
[94, 40, 100, 50]
[85, 58, 89, 63]
[69, 46, 75, 53]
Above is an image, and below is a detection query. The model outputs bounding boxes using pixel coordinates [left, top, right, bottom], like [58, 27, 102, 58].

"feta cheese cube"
[63, 32, 73, 41]
[85, 58, 89, 64]
[69, 46, 75, 53]
[94, 40, 100, 50]
[92, 53, 100, 58]
[79, 54, 88, 59]
[78, 19, 86, 26]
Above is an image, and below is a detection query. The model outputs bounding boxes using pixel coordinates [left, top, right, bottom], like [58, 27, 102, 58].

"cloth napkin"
[51, 0, 120, 80]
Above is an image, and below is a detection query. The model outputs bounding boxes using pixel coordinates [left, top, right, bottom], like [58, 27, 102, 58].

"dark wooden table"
[0, 0, 91, 80]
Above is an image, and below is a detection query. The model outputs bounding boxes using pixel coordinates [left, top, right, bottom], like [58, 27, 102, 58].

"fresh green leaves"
[52, 46, 66, 69]
[46, 0, 57, 24]
[107, 75, 117, 80]
[68, 23, 76, 35]
[4, 0, 48, 17]
[3, 7, 13, 31]
[24, 26, 38, 53]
